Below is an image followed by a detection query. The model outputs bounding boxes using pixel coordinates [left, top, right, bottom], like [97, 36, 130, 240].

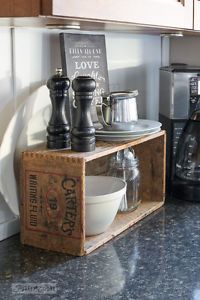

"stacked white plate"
[95, 119, 162, 141]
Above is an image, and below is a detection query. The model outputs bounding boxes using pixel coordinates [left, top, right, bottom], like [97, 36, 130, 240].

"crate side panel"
[20, 152, 85, 256]
[134, 134, 166, 203]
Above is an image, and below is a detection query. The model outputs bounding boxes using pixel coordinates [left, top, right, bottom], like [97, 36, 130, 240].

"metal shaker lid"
[114, 148, 139, 168]
[55, 67, 63, 76]
[102, 90, 138, 102]
[190, 109, 200, 121]
[110, 90, 138, 100]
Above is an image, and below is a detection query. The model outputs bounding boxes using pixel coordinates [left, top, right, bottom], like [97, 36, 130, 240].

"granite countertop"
[1, 198, 200, 300]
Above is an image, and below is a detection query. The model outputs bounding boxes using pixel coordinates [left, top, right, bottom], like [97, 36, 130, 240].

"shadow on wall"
[49, 30, 62, 72]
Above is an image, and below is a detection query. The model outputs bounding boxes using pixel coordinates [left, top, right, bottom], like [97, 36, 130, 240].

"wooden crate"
[20, 130, 166, 256]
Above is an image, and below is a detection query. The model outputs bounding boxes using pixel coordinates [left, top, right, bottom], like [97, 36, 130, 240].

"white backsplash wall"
[0, 27, 62, 145]
[0, 28, 161, 146]
[105, 33, 161, 119]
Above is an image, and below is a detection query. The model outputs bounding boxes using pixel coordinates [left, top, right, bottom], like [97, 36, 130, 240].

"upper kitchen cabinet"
[0, 0, 193, 31]
[42, 0, 193, 29]
[0, 0, 41, 17]
[194, 0, 200, 30]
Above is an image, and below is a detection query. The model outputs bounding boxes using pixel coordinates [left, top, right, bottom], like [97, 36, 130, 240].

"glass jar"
[107, 148, 140, 212]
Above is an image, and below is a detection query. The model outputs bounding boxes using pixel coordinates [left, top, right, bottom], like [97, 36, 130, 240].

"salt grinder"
[71, 76, 96, 152]
[46, 68, 70, 149]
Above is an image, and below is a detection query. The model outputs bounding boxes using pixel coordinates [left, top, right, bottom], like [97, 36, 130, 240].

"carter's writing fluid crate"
[20, 131, 166, 256]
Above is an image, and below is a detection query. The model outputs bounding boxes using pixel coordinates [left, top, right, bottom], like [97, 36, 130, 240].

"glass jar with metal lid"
[107, 147, 140, 212]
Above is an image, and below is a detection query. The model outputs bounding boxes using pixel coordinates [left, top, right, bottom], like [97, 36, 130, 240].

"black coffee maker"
[172, 109, 200, 201]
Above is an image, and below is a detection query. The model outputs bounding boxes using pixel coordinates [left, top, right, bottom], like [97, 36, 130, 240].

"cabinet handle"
[177, 0, 185, 5]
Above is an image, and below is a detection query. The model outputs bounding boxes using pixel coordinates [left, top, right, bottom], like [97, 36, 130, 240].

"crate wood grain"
[20, 130, 166, 256]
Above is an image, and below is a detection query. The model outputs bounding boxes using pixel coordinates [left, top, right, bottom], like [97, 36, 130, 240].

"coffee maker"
[173, 109, 200, 201]
[159, 64, 200, 194]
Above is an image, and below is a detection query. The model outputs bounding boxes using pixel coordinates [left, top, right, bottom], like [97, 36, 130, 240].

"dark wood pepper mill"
[71, 76, 96, 152]
[46, 68, 70, 149]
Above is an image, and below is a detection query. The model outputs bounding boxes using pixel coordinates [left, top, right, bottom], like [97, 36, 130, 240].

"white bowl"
[85, 176, 126, 236]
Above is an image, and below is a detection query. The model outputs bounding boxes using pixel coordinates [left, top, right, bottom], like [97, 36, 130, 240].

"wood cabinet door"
[194, 0, 200, 30]
[0, 0, 40, 17]
[42, 0, 193, 29]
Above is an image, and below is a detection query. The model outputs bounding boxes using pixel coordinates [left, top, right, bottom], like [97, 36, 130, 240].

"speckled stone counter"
[1, 198, 200, 300]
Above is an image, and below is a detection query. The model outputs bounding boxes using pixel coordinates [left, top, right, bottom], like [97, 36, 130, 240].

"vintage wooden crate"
[20, 130, 166, 256]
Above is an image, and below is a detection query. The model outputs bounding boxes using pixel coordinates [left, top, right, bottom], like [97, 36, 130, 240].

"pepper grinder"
[71, 76, 96, 152]
[46, 68, 70, 149]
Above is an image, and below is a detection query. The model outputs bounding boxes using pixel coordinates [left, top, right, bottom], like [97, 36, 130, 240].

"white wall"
[105, 33, 161, 119]
[0, 28, 161, 145]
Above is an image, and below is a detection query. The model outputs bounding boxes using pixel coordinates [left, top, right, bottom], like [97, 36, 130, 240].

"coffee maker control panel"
[190, 77, 200, 114]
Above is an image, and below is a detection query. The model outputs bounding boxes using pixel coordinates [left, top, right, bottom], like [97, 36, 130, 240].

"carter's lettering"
[61, 176, 78, 235]
[62, 177, 76, 189]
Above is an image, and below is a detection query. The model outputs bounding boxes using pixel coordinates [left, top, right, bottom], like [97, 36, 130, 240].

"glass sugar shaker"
[108, 148, 140, 212]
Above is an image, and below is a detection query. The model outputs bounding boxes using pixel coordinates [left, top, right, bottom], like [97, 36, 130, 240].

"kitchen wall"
[0, 27, 162, 146]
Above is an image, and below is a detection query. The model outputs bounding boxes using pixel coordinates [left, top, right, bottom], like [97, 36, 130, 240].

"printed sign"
[60, 33, 109, 126]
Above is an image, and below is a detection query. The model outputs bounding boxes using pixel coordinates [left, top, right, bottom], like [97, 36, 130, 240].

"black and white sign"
[60, 33, 109, 126]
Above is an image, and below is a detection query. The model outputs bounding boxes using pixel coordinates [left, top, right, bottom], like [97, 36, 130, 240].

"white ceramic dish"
[85, 176, 126, 236]
[95, 128, 161, 142]
[0, 85, 50, 216]
[96, 119, 162, 135]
